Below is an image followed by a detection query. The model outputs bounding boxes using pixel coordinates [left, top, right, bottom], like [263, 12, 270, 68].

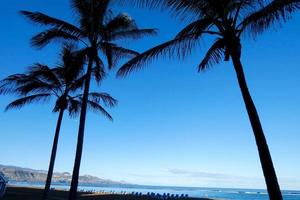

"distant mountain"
[0, 164, 126, 185]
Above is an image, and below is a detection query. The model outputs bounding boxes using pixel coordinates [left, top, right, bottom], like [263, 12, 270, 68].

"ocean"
[8, 182, 300, 200]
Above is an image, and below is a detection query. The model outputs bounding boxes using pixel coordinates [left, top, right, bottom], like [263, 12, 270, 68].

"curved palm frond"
[67, 97, 81, 117]
[31, 28, 80, 48]
[175, 18, 214, 38]
[0, 70, 58, 96]
[5, 93, 51, 111]
[110, 28, 158, 41]
[0, 74, 29, 94]
[122, 0, 205, 19]
[198, 38, 225, 71]
[88, 92, 118, 107]
[239, 0, 300, 36]
[69, 74, 86, 92]
[117, 34, 199, 77]
[68, 94, 115, 121]
[14, 79, 58, 96]
[28, 63, 62, 86]
[101, 43, 140, 69]
[111, 46, 140, 57]
[20, 10, 83, 37]
[71, 0, 89, 16]
[87, 100, 113, 121]
[117, 0, 165, 8]
[100, 42, 129, 69]
[53, 95, 68, 112]
[58, 44, 86, 85]
[67, 91, 116, 119]
[93, 57, 106, 82]
[162, 0, 207, 20]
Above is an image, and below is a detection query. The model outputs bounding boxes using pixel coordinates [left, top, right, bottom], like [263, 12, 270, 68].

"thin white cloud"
[126, 169, 300, 190]
[168, 169, 238, 179]
[167, 168, 300, 190]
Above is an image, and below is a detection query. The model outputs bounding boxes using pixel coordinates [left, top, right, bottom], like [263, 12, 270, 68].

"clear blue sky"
[0, 0, 299, 190]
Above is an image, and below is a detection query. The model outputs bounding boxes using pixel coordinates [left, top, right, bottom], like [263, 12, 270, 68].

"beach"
[2, 186, 212, 200]
[3, 184, 300, 200]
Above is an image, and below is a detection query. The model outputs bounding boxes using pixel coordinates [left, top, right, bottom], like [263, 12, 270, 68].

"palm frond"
[93, 57, 106, 82]
[103, 43, 114, 69]
[5, 94, 51, 111]
[198, 38, 225, 71]
[28, 63, 62, 86]
[120, 0, 204, 18]
[67, 97, 81, 117]
[117, 0, 165, 8]
[71, 0, 89, 16]
[69, 74, 86, 92]
[111, 46, 140, 57]
[14, 80, 57, 96]
[117, 34, 199, 77]
[67, 91, 117, 120]
[110, 28, 158, 41]
[156, 0, 208, 19]
[101, 42, 140, 69]
[0, 74, 29, 94]
[87, 100, 113, 121]
[20, 10, 83, 37]
[31, 28, 80, 48]
[175, 18, 213, 38]
[0, 70, 57, 96]
[239, 0, 300, 36]
[88, 92, 118, 107]
[58, 44, 86, 85]
[53, 95, 68, 112]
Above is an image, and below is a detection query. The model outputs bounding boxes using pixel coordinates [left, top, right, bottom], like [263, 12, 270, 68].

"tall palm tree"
[0, 44, 117, 200]
[20, 1, 156, 199]
[117, 0, 300, 199]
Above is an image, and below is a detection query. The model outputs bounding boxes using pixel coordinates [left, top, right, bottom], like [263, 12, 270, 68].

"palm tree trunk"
[68, 56, 94, 200]
[230, 49, 283, 200]
[42, 109, 65, 200]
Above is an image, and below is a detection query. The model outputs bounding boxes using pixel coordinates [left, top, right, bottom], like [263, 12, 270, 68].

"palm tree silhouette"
[117, 1, 300, 199]
[0, 44, 117, 200]
[20, 0, 156, 199]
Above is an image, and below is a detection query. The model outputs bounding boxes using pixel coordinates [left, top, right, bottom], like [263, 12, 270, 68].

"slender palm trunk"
[230, 48, 283, 200]
[68, 56, 94, 200]
[42, 109, 65, 200]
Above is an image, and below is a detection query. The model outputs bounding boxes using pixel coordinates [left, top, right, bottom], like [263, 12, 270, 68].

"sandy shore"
[2, 186, 213, 200]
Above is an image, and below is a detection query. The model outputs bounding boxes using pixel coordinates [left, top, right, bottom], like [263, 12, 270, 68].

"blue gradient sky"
[0, 0, 299, 190]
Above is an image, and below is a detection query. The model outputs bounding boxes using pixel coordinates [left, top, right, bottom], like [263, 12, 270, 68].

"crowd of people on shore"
[77, 189, 190, 199]
[141, 192, 189, 199]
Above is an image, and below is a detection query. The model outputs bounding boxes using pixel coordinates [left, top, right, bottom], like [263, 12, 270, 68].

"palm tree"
[0, 44, 117, 200]
[20, 1, 156, 199]
[117, 0, 300, 199]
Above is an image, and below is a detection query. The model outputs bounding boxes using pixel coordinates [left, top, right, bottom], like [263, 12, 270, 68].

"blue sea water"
[8, 182, 300, 200]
